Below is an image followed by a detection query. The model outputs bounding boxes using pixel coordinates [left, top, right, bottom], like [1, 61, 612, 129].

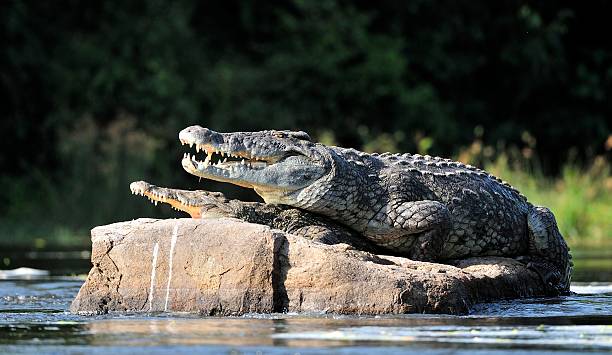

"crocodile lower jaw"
[129, 181, 202, 218]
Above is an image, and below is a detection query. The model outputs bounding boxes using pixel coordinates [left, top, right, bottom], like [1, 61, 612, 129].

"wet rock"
[71, 218, 547, 315]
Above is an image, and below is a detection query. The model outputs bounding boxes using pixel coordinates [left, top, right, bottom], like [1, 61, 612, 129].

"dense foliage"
[0, 1, 610, 246]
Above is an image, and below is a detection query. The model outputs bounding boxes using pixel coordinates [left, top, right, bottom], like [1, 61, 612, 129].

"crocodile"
[177, 126, 572, 293]
[129, 180, 378, 252]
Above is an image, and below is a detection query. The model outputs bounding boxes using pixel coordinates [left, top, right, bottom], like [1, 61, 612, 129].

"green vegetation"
[486, 157, 610, 246]
[0, 1, 610, 249]
[456, 140, 611, 247]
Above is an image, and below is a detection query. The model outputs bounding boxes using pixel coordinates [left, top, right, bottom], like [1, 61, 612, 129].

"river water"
[1, 248, 611, 354]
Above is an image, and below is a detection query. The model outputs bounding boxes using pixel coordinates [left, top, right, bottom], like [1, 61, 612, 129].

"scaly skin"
[129, 181, 378, 252]
[177, 126, 572, 294]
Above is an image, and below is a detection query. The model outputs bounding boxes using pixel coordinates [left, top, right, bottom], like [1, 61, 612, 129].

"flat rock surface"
[71, 218, 547, 315]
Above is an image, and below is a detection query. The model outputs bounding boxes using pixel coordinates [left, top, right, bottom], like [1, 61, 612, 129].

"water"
[1, 250, 611, 354]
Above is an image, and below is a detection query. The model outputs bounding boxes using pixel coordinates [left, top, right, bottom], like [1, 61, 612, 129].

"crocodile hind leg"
[520, 206, 573, 295]
[367, 200, 451, 261]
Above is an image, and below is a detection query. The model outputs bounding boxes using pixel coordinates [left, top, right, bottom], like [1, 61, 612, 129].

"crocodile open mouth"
[178, 126, 326, 200]
[129, 180, 205, 217]
[181, 148, 270, 174]
[179, 137, 288, 187]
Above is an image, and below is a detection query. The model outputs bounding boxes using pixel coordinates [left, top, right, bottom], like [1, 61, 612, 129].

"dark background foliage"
[0, 0, 610, 243]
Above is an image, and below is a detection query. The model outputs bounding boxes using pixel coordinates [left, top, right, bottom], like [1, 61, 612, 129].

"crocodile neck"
[292, 147, 387, 233]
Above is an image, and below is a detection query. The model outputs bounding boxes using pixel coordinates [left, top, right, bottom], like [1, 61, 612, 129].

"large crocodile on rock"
[175, 126, 572, 294]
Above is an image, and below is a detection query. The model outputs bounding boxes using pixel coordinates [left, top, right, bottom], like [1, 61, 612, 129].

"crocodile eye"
[290, 131, 311, 141]
[273, 131, 311, 141]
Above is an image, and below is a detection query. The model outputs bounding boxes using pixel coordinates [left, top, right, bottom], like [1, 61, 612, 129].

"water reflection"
[86, 318, 279, 346]
[273, 324, 612, 351]
[2, 312, 612, 352]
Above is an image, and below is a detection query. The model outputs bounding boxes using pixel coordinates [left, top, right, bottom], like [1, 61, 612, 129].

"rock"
[71, 218, 547, 315]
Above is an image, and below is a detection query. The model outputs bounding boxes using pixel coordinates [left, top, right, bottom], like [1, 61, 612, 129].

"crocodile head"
[179, 126, 331, 204]
[129, 180, 230, 218]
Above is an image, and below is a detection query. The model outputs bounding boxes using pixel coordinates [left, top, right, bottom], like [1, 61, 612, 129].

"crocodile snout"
[179, 126, 224, 145]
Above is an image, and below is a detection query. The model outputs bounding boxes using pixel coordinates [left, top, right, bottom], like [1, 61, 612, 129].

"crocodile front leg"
[365, 200, 451, 261]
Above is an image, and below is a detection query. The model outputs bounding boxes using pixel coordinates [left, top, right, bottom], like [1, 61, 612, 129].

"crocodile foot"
[516, 255, 569, 296]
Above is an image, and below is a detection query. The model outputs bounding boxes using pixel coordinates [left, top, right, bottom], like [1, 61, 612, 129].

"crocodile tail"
[527, 206, 573, 293]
